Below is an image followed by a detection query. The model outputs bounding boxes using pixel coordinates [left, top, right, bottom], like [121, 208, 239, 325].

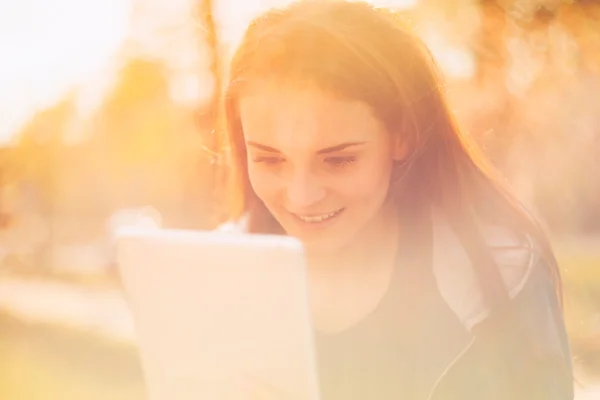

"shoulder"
[429, 208, 545, 331]
[429, 210, 573, 398]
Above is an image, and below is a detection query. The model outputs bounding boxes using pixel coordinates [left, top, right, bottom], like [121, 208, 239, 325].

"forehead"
[238, 81, 387, 153]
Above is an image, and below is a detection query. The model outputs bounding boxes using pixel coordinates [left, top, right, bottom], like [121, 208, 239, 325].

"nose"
[286, 171, 326, 211]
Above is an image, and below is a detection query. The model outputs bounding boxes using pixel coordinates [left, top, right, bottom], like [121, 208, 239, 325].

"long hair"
[218, 0, 561, 311]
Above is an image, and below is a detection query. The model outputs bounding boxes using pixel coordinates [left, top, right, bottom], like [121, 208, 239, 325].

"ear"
[392, 137, 409, 163]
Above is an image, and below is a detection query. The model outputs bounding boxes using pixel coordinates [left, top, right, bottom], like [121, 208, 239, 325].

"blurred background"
[0, 0, 598, 398]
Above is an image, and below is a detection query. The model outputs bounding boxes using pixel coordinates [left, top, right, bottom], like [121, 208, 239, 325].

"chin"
[293, 228, 357, 257]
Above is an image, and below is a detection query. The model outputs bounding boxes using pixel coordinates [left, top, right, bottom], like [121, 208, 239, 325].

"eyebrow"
[246, 141, 366, 155]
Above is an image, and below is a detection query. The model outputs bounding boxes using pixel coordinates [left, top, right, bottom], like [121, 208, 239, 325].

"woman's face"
[239, 81, 403, 255]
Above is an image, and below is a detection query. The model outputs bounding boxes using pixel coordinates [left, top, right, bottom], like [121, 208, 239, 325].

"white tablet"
[115, 227, 321, 400]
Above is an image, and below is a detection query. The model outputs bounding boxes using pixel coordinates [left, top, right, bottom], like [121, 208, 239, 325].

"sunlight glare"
[0, 0, 130, 144]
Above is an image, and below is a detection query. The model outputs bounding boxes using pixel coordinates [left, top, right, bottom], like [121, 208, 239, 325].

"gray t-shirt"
[314, 224, 470, 400]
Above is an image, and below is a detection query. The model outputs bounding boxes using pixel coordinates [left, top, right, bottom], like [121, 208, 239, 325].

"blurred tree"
[432, 0, 600, 232]
[11, 96, 76, 268]
[90, 56, 215, 229]
[98, 59, 172, 167]
[469, 0, 515, 168]
[196, 0, 221, 130]
[15, 97, 74, 209]
[93, 59, 180, 212]
[195, 0, 226, 225]
[0, 150, 17, 229]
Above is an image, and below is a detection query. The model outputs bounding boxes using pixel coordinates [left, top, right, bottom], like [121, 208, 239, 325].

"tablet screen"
[116, 228, 320, 400]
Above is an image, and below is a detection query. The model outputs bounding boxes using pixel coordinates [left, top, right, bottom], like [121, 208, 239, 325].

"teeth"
[296, 209, 342, 223]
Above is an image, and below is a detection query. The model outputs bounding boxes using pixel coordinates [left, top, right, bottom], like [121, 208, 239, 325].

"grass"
[0, 314, 146, 400]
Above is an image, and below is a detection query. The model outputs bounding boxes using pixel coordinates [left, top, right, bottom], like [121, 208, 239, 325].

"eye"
[252, 156, 285, 166]
[325, 155, 358, 168]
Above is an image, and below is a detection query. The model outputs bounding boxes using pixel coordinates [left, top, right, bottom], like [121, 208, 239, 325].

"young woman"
[217, 1, 574, 398]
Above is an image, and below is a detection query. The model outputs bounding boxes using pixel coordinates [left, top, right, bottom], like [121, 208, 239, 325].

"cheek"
[333, 158, 394, 200]
[247, 164, 281, 203]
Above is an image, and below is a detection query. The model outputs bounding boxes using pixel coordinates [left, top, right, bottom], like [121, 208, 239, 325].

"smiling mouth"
[293, 208, 345, 223]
